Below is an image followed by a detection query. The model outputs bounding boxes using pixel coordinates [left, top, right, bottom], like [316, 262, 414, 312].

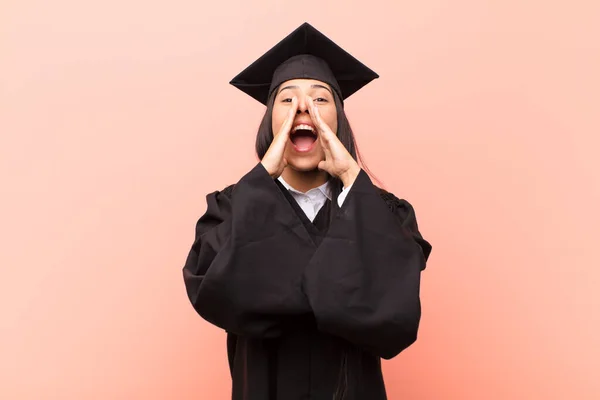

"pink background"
[2, 1, 599, 399]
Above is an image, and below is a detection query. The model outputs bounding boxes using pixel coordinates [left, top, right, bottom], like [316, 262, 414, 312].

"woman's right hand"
[260, 97, 298, 178]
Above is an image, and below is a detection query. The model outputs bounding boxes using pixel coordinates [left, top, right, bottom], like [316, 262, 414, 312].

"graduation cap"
[230, 22, 379, 105]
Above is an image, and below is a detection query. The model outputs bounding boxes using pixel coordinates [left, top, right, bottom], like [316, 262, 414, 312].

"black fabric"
[229, 22, 379, 105]
[273, 178, 331, 246]
[182, 163, 431, 399]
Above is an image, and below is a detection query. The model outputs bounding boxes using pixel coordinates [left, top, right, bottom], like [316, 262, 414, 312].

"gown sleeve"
[303, 169, 432, 360]
[182, 162, 316, 338]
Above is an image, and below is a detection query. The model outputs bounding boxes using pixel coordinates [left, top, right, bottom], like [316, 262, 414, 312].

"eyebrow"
[277, 84, 332, 95]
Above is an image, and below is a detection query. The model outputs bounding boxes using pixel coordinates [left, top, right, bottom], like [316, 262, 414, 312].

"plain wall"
[1, 0, 599, 398]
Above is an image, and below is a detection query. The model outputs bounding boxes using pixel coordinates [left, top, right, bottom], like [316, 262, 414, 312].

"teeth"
[292, 124, 315, 133]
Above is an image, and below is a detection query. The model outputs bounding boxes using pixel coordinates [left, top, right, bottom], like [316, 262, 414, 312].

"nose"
[296, 96, 309, 114]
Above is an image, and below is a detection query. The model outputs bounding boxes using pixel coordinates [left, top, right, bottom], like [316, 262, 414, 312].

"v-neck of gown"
[274, 179, 332, 247]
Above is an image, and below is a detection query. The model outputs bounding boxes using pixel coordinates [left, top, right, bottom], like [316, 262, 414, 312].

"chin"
[287, 157, 321, 172]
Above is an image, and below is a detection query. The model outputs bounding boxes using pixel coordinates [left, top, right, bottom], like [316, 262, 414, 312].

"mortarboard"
[229, 22, 379, 106]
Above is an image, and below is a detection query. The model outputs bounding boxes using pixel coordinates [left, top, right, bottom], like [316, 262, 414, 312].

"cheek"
[323, 110, 338, 132]
[271, 108, 286, 134]
[271, 118, 280, 135]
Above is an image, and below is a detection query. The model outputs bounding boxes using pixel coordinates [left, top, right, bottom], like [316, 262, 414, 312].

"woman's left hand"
[307, 96, 361, 188]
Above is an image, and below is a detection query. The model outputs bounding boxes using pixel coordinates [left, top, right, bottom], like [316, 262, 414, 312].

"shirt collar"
[277, 175, 332, 200]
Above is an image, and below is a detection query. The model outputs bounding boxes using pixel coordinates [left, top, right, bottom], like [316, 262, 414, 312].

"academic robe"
[182, 162, 432, 400]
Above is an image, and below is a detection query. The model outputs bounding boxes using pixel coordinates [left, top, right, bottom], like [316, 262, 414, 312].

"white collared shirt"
[277, 176, 353, 222]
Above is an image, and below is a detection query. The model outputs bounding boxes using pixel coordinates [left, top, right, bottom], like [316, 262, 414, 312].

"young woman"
[182, 23, 432, 400]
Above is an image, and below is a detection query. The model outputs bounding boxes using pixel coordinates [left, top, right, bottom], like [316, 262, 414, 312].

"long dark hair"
[255, 85, 375, 399]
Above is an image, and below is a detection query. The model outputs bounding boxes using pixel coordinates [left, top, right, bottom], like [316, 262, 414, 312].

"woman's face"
[271, 79, 338, 172]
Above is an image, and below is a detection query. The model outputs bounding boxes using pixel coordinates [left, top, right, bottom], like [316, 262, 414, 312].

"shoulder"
[201, 183, 236, 220]
[220, 183, 236, 199]
[376, 187, 413, 217]
[376, 187, 432, 261]
[375, 187, 421, 233]
[204, 183, 235, 207]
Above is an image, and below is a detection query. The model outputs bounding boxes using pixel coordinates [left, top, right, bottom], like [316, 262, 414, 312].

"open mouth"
[290, 124, 317, 152]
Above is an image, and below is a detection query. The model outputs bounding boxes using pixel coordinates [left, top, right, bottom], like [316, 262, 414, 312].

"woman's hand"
[261, 97, 298, 178]
[307, 96, 360, 188]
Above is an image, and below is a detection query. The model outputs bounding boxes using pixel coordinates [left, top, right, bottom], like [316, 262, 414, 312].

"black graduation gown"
[182, 162, 432, 400]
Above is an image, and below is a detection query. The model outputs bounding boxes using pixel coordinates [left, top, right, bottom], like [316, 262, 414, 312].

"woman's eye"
[282, 98, 292, 103]
[315, 97, 328, 102]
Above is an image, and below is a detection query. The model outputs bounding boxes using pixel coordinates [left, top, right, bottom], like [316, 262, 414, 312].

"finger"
[308, 97, 334, 142]
[318, 128, 328, 149]
[275, 97, 298, 143]
[320, 137, 333, 158]
[317, 121, 336, 153]
[278, 96, 297, 130]
[306, 96, 321, 131]
[282, 96, 298, 134]
[317, 160, 330, 173]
